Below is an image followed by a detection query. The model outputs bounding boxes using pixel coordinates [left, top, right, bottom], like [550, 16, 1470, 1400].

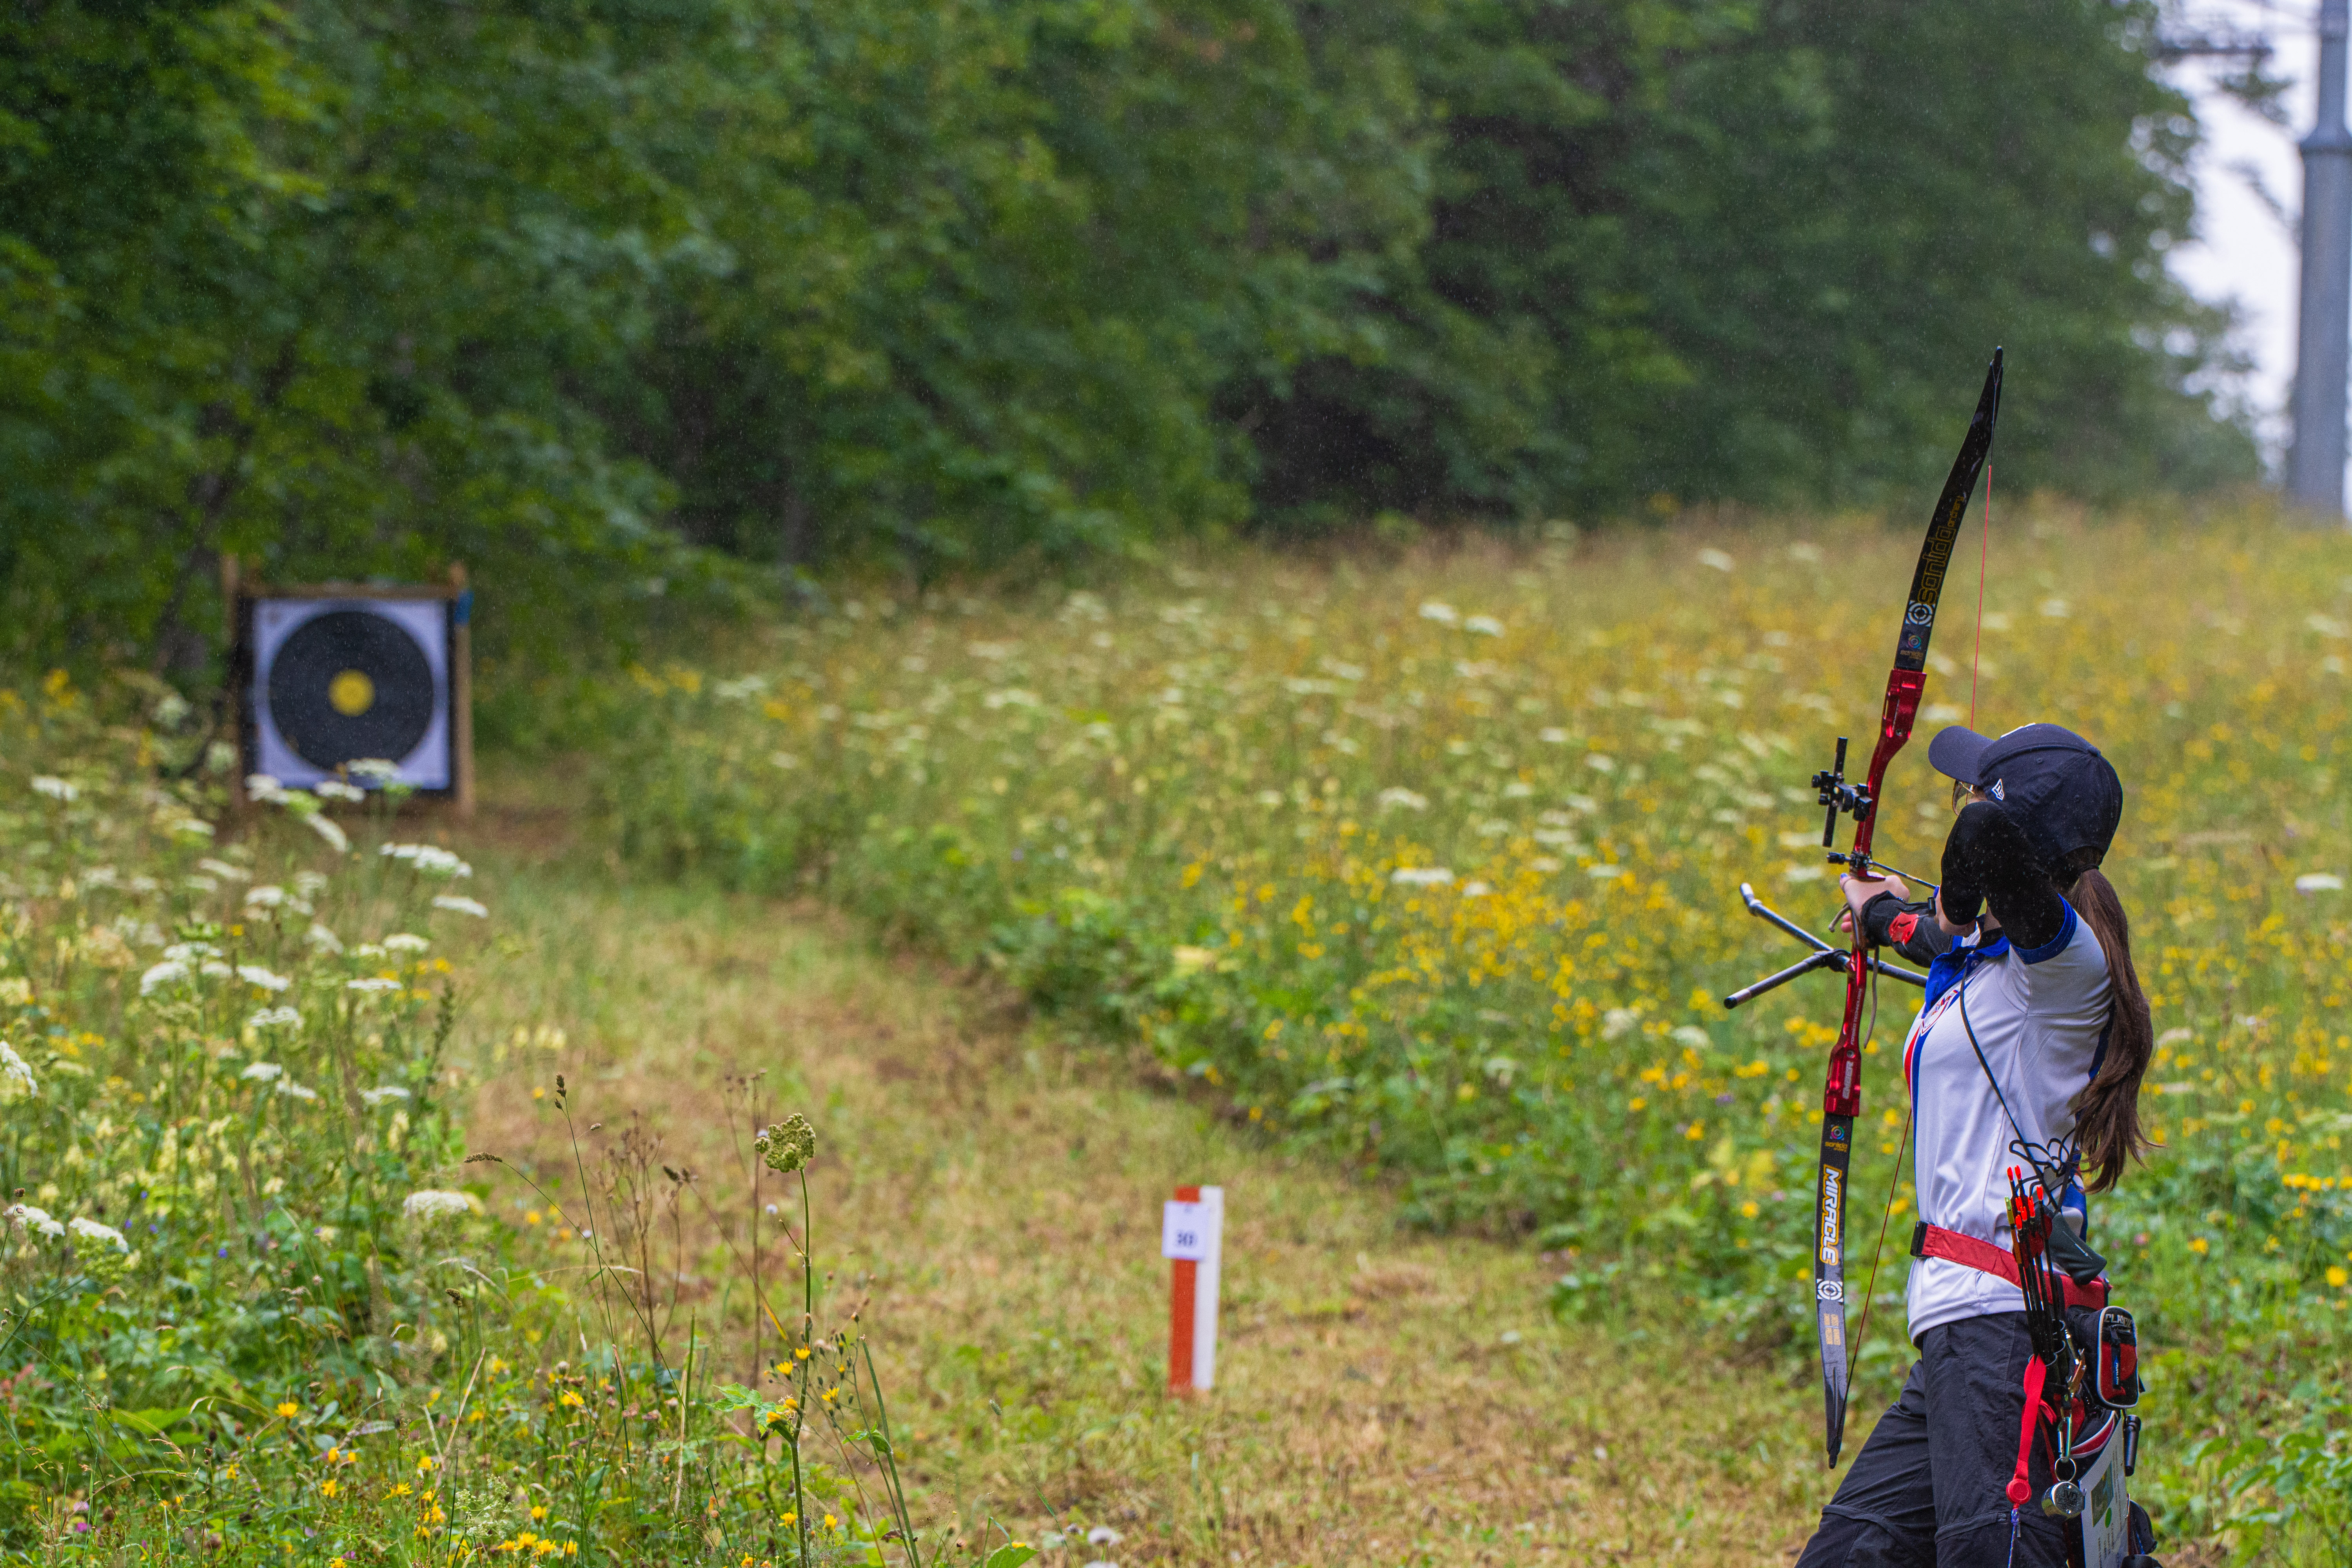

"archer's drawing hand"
[1834, 872, 1907, 937]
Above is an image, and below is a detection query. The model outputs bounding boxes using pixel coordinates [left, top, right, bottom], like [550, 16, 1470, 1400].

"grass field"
[463, 824, 1842, 1565]
[9, 504, 2352, 1563]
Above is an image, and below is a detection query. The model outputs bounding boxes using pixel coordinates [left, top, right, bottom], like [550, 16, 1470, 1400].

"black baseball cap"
[1925, 722, 2123, 873]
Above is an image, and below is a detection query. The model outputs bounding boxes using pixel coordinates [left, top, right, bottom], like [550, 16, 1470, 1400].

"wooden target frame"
[223, 558, 475, 817]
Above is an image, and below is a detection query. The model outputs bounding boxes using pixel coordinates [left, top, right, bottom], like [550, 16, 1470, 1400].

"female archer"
[1793, 722, 2158, 1567]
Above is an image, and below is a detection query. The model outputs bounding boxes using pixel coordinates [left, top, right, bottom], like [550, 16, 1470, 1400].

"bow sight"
[1814, 737, 1875, 874]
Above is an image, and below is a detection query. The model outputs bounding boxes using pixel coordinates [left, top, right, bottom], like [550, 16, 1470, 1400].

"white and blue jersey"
[1901, 902, 2113, 1343]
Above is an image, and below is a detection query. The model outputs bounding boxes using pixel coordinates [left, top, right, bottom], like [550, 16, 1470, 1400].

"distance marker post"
[1162, 1185, 1223, 1394]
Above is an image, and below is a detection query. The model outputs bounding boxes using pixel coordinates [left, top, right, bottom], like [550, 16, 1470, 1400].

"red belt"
[1911, 1222, 2109, 1310]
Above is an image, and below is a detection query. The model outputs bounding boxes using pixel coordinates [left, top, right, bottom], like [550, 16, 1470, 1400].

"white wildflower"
[1585, 754, 1617, 773]
[431, 895, 489, 918]
[2038, 598, 2071, 619]
[165, 941, 221, 961]
[236, 965, 290, 993]
[247, 1007, 302, 1031]
[1087, 1528, 1123, 1546]
[381, 933, 430, 954]
[346, 977, 401, 995]
[2296, 873, 2345, 893]
[278, 1081, 319, 1102]
[240, 1062, 283, 1082]
[347, 759, 400, 780]
[169, 818, 214, 839]
[68, 1216, 129, 1252]
[1465, 615, 1505, 637]
[30, 776, 78, 802]
[305, 813, 350, 854]
[245, 775, 290, 804]
[1696, 548, 1736, 572]
[138, 959, 191, 996]
[1376, 787, 1428, 812]
[197, 857, 250, 883]
[0, 1041, 36, 1101]
[403, 1190, 475, 1222]
[304, 925, 345, 955]
[361, 1086, 411, 1107]
[314, 779, 365, 802]
[294, 870, 330, 897]
[5, 1203, 64, 1240]
[200, 959, 232, 980]
[381, 844, 472, 879]
[1390, 866, 1454, 887]
[183, 875, 219, 895]
[1537, 727, 1570, 744]
[1588, 864, 1626, 879]
[1417, 601, 1459, 626]
[244, 885, 287, 910]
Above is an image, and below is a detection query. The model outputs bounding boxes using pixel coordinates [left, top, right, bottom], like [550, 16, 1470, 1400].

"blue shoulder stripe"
[2014, 900, 2079, 965]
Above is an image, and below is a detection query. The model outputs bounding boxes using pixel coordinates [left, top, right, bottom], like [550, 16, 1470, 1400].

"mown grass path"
[461, 801, 1846, 1566]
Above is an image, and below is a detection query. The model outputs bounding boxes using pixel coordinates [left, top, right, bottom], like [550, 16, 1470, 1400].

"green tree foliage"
[1, 0, 2256, 677]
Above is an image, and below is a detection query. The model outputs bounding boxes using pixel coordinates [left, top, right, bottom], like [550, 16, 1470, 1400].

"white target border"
[250, 597, 454, 793]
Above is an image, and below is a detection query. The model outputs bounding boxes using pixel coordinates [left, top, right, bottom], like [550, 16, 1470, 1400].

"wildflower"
[69, 1216, 129, 1251]
[348, 758, 400, 780]
[305, 813, 351, 853]
[276, 1401, 300, 1418]
[755, 1113, 817, 1173]
[321, 1478, 338, 1497]
[1417, 602, 1459, 626]
[383, 933, 431, 953]
[403, 1191, 475, 1221]
[558, 1390, 585, 1408]
[315, 779, 365, 802]
[390, 1483, 412, 1497]
[433, 895, 490, 917]
[305, 924, 346, 954]
[2295, 873, 2345, 893]
[1088, 1527, 1123, 1546]
[361, 1085, 412, 1107]
[245, 884, 287, 909]
[4, 1203, 64, 1239]
[247, 775, 290, 804]
[381, 843, 473, 878]
[240, 1062, 284, 1083]
[824, 1515, 838, 1530]
[278, 1080, 320, 1102]
[138, 958, 191, 995]
[247, 1006, 302, 1031]
[1389, 867, 1452, 887]
[2329, 1266, 2350, 1289]
[236, 965, 290, 992]
[418, 1455, 436, 1471]
[347, 977, 401, 994]
[2190, 1237, 2210, 1255]
[1695, 548, 1735, 572]
[1376, 787, 1428, 812]
[0, 1041, 35, 1102]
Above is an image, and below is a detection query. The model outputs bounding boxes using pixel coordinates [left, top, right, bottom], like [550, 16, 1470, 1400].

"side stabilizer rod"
[1723, 883, 1927, 1009]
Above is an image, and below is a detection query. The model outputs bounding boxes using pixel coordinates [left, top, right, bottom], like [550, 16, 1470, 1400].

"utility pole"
[2292, 0, 2352, 519]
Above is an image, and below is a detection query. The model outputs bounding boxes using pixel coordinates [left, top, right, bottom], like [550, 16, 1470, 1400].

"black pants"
[1795, 1313, 2073, 1567]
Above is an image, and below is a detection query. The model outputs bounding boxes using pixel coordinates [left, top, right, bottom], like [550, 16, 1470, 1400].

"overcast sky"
[2166, 0, 2324, 472]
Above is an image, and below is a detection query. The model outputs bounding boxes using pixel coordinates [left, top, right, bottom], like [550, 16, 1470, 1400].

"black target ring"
[267, 609, 436, 771]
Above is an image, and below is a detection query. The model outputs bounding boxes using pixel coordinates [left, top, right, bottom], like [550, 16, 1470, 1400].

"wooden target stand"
[222, 557, 475, 818]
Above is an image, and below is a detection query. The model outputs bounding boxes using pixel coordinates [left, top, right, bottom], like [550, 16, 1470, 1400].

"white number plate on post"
[1161, 1201, 1211, 1260]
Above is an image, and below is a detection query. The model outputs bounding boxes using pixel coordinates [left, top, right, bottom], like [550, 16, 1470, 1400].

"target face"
[250, 598, 452, 791]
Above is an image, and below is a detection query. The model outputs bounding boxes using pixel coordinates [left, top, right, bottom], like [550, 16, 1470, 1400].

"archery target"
[250, 598, 452, 791]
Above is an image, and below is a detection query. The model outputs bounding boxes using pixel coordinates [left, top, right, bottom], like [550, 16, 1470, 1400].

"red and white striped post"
[1162, 1185, 1223, 1394]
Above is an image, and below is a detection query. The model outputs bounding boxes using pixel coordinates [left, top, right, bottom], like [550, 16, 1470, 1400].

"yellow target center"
[328, 669, 376, 717]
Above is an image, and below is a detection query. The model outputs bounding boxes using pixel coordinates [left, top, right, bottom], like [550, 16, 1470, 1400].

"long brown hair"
[2062, 863, 2154, 1192]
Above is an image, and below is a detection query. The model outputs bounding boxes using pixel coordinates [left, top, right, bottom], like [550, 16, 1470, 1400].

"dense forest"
[2, 0, 2257, 675]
